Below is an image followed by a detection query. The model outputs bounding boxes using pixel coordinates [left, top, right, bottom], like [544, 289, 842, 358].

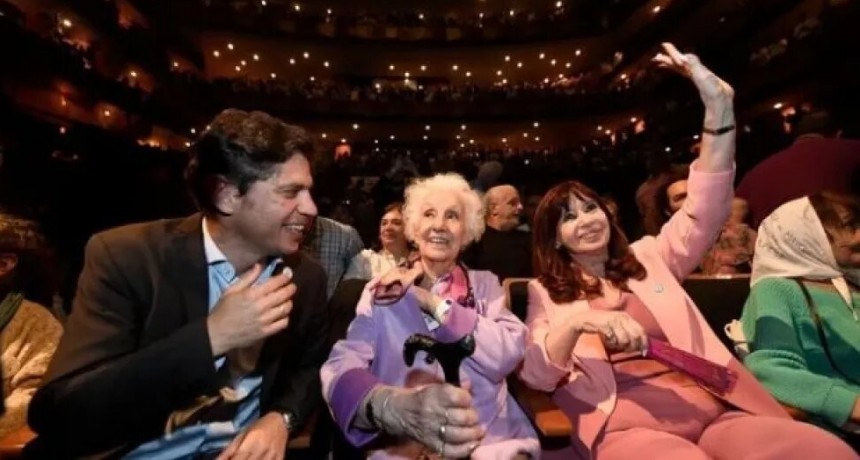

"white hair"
[403, 173, 485, 246]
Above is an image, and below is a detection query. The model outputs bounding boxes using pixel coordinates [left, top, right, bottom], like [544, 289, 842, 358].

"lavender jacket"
[321, 270, 540, 460]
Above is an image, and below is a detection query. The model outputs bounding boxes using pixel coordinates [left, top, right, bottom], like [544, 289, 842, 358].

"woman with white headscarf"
[741, 191, 860, 447]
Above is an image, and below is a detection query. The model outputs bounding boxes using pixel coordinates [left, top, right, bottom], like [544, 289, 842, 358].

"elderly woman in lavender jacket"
[321, 173, 539, 460]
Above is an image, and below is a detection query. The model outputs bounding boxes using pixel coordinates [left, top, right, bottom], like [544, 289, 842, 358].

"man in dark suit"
[26, 109, 330, 458]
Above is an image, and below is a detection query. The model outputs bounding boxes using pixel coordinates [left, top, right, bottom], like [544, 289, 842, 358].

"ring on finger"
[438, 424, 446, 439]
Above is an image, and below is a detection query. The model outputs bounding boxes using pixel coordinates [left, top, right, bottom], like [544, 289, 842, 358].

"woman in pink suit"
[519, 43, 857, 460]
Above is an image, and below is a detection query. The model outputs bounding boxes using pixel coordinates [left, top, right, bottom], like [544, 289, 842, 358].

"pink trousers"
[594, 411, 857, 460]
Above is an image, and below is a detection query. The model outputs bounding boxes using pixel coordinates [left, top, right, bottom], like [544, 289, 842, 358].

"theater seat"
[0, 426, 34, 459]
[681, 274, 752, 352]
[502, 278, 574, 449]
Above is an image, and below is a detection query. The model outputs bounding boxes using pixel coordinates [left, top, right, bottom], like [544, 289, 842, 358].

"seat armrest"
[508, 377, 573, 448]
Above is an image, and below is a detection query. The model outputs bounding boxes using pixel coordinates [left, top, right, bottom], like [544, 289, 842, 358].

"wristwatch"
[281, 411, 296, 432]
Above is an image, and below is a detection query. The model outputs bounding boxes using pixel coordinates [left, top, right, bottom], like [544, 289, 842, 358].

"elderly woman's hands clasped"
[368, 384, 484, 458]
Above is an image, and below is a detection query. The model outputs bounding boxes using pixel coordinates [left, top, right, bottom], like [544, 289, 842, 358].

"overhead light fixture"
[324, 61, 329, 67]
[420, 65, 427, 71]
[270, 72, 277, 79]
[539, 52, 546, 59]
[321, 133, 327, 138]
[227, 43, 234, 50]
[465, 71, 472, 77]
[340, 138, 346, 143]
[303, 51, 309, 59]
[294, 3, 301, 12]
[630, 117, 638, 123]
[352, 123, 359, 130]
[234, 65, 241, 71]
[565, 62, 571, 68]
[461, 124, 467, 130]
[213, 50, 220, 57]
[496, 70, 502, 76]
[505, 55, 511, 62]
[423, 135, 428, 140]
[390, 135, 395, 140]
[550, 59, 557, 66]
[773, 102, 784, 109]
[517, 62, 523, 68]
[241, 60, 247, 66]
[653, 5, 662, 13]
[452, 64, 459, 71]
[533, 122, 540, 128]
[172, 61, 179, 68]
[309, 76, 315, 81]
[253, 53, 260, 61]
[575, 49, 582, 56]
[289, 58, 296, 64]
[62, 18, 72, 28]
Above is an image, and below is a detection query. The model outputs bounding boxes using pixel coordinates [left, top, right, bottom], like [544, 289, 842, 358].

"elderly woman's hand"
[372, 265, 424, 305]
[372, 384, 484, 458]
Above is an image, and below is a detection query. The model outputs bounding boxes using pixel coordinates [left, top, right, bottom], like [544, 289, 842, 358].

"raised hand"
[207, 264, 296, 356]
[653, 42, 734, 108]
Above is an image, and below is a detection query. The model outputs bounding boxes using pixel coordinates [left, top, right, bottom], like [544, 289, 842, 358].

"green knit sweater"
[741, 277, 860, 430]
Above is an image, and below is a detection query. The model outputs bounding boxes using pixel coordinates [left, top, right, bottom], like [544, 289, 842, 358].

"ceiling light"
[517, 62, 523, 68]
[465, 71, 472, 77]
[423, 135, 428, 140]
[420, 65, 427, 71]
[213, 50, 220, 57]
[543, 77, 550, 84]
[556, 1, 563, 7]
[327, 8, 332, 14]
[565, 62, 571, 68]
[129, 70, 137, 78]
[241, 60, 247, 66]
[509, 9, 515, 16]
[190, 128, 196, 134]
[665, 146, 671, 152]
[551, 59, 557, 66]
[234, 65, 241, 71]
[535, 136, 541, 141]
[461, 124, 467, 130]
[597, 125, 603, 131]
[533, 122, 540, 127]
[172, 61, 179, 68]
[62, 18, 72, 28]
[404, 72, 410, 78]
[539, 52, 546, 59]
[352, 123, 359, 130]
[309, 76, 315, 81]
[630, 117, 638, 123]
[523, 132, 529, 138]
[653, 5, 662, 13]
[261, 0, 266, 5]
[340, 138, 346, 143]
[303, 51, 309, 59]
[425, 125, 431, 130]
[185, 141, 191, 147]
[496, 70, 502, 76]
[103, 109, 111, 117]
[419, 13, 424, 20]
[469, 139, 475, 144]
[456, 134, 461, 140]
[502, 138, 507, 143]
[253, 54, 260, 61]
[460, 143, 465, 148]
[270, 72, 277, 79]
[773, 102, 784, 109]
[390, 135, 395, 140]
[501, 78, 507, 84]
[324, 61, 329, 67]
[294, 3, 301, 11]
[505, 55, 510, 62]
[227, 43, 234, 50]
[321, 133, 327, 138]
[575, 49, 582, 56]
[289, 58, 295, 64]
[605, 129, 612, 135]
[452, 64, 459, 71]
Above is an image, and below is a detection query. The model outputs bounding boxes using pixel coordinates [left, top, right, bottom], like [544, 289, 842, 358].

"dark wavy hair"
[533, 181, 647, 303]
[185, 109, 317, 216]
[643, 164, 689, 236]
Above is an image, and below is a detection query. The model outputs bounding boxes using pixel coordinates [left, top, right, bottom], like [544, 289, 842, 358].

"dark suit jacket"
[25, 214, 330, 458]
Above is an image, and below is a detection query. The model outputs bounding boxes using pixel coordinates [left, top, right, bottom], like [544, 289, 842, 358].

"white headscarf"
[751, 196, 860, 306]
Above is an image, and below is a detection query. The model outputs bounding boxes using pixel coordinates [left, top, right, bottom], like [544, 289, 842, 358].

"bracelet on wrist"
[702, 124, 736, 136]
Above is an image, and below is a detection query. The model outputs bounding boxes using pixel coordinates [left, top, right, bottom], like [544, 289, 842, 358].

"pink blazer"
[519, 163, 788, 457]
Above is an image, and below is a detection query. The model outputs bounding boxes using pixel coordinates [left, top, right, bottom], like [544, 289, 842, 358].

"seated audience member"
[701, 197, 757, 275]
[463, 184, 532, 280]
[736, 108, 860, 228]
[304, 216, 364, 299]
[519, 43, 856, 460]
[322, 173, 539, 459]
[0, 215, 62, 438]
[741, 192, 860, 446]
[642, 164, 690, 236]
[344, 202, 413, 280]
[26, 110, 330, 458]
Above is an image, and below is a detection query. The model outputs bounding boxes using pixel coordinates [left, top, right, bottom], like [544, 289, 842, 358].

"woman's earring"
[554, 240, 562, 250]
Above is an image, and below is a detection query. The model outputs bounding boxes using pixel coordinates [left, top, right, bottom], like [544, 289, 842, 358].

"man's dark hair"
[795, 109, 840, 137]
[184, 109, 316, 216]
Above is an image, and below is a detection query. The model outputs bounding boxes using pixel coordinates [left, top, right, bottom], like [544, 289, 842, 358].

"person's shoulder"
[93, 216, 194, 248]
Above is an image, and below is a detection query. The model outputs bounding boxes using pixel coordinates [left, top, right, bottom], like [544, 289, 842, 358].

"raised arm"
[650, 43, 737, 279]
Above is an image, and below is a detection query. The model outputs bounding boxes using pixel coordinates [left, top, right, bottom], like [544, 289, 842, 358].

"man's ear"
[213, 176, 241, 215]
[0, 254, 19, 278]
